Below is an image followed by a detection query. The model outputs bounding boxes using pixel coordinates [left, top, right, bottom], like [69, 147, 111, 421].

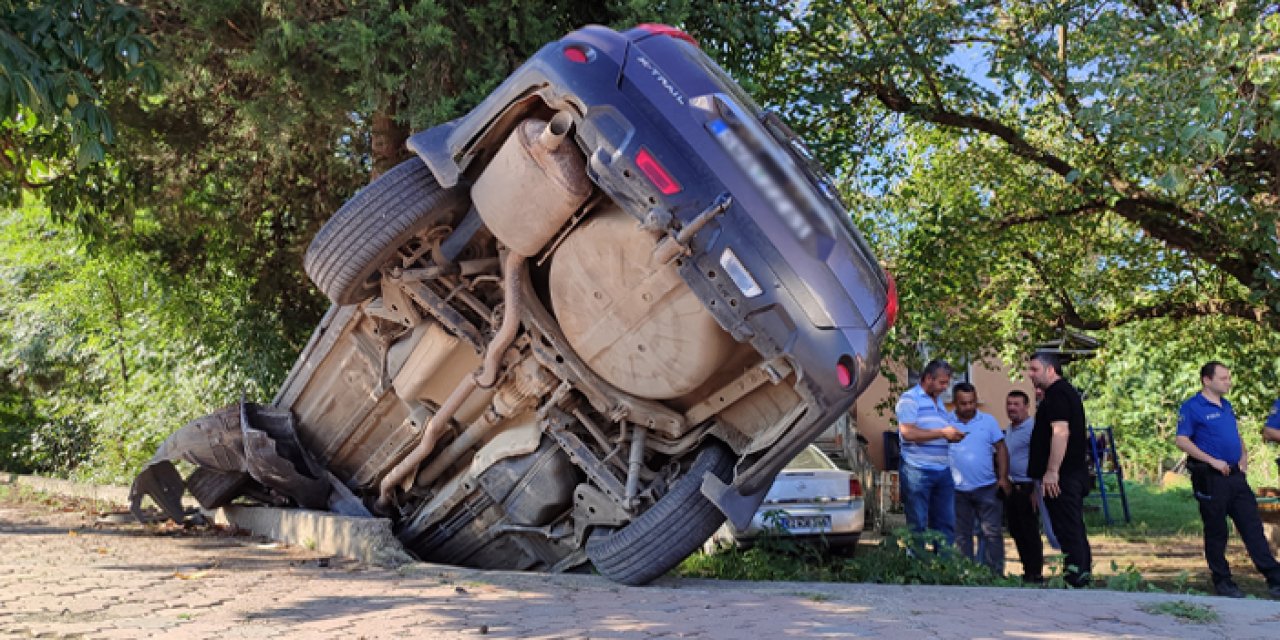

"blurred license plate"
[781, 515, 831, 531]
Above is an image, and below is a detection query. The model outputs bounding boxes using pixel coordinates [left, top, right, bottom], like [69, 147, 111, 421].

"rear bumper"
[713, 499, 865, 550]
[734, 500, 865, 538]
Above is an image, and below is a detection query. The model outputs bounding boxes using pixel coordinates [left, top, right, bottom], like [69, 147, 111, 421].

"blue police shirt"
[896, 385, 954, 471]
[1176, 393, 1242, 465]
[1265, 399, 1280, 430]
[949, 411, 1004, 491]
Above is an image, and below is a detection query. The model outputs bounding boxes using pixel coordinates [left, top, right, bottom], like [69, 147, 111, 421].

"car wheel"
[304, 156, 465, 305]
[585, 441, 733, 586]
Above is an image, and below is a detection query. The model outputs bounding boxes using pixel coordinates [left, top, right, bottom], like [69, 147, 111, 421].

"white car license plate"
[782, 515, 831, 532]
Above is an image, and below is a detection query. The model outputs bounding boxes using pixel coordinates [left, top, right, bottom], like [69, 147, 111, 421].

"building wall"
[853, 357, 1035, 471]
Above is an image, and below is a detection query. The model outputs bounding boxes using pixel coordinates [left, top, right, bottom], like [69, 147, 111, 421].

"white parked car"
[706, 445, 864, 553]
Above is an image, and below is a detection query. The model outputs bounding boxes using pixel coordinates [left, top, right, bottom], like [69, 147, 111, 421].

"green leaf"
[1156, 168, 1182, 192]
[1198, 94, 1217, 119]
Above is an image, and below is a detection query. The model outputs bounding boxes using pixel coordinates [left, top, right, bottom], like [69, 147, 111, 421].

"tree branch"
[998, 201, 1106, 229]
[863, 78, 1263, 290]
[1019, 250, 1080, 326]
[1110, 197, 1257, 286]
[1063, 299, 1269, 330]
[871, 4, 945, 109]
[865, 79, 1076, 177]
[1020, 250, 1270, 330]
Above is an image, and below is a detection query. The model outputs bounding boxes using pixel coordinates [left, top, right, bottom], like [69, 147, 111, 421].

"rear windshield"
[785, 446, 835, 471]
[669, 39, 765, 119]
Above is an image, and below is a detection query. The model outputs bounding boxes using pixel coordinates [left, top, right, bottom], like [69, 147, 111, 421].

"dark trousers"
[1190, 465, 1280, 588]
[955, 484, 1004, 574]
[1005, 481, 1043, 581]
[1044, 469, 1092, 587]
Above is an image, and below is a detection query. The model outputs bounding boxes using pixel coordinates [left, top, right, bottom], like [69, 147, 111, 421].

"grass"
[0, 483, 40, 503]
[1140, 600, 1220, 623]
[681, 530, 1024, 587]
[680, 479, 1253, 593]
[1083, 476, 1202, 540]
[0, 483, 121, 517]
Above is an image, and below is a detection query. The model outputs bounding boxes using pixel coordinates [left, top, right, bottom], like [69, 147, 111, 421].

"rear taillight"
[635, 147, 681, 195]
[849, 478, 863, 498]
[634, 23, 699, 47]
[563, 45, 591, 64]
[884, 269, 899, 327]
[836, 355, 855, 389]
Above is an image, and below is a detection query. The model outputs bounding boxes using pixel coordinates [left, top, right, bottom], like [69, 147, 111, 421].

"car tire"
[304, 156, 465, 305]
[586, 441, 733, 586]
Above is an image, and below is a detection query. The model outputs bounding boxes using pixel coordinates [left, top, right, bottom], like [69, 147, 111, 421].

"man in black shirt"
[1026, 352, 1092, 587]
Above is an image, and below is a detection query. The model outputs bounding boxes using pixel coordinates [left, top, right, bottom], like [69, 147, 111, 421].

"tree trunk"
[370, 109, 410, 182]
[102, 275, 129, 386]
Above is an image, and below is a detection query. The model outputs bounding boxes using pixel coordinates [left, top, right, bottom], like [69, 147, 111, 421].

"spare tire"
[586, 441, 733, 585]
[304, 156, 465, 305]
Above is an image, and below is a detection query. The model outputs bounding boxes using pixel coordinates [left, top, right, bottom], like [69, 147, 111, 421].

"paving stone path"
[3, 499, 1280, 639]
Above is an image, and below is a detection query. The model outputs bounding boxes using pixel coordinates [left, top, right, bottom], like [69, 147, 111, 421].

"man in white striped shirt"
[896, 359, 965, 545]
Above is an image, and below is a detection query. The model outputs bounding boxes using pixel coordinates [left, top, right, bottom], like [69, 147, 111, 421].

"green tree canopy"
[764, 0, 1279, 360]
[757, 0, 1280, 480]
[0, 1, 159, 211]
[0, 0, 776, 478]
[3, 0, 777, 382]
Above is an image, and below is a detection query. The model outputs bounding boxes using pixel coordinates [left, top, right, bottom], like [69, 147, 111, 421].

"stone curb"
[0, 472, 412, 567]
[207, 505, 413, 567]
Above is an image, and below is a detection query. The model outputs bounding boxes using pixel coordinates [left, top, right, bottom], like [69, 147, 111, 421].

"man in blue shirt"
[949, 382, 1010, 574]
[1176, 361, 1280, 599]
[895, 359, 964, 545]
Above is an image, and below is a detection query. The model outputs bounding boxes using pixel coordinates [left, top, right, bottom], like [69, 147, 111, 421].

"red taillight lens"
[884, 269, 899, 327]
[836, 362, 853, 388]
[836, 354, 855, 389]
[634, 23, 699, 47]
[635, 147, 681, 195]
[563, 45, 590, 64]
[849, 478, 863, 498]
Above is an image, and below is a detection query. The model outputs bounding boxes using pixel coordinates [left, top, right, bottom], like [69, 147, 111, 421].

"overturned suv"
[134, 24, 894, 585]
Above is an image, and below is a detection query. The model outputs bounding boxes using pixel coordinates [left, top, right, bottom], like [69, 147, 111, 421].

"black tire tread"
[586, 442, 733, 586]
[304, 157, 462, 305]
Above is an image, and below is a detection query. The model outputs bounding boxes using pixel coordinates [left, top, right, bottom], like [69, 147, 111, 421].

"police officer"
[1176, 361, 1280, 599]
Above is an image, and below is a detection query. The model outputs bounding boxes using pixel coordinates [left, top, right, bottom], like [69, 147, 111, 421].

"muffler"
[470, 111, 590, 258]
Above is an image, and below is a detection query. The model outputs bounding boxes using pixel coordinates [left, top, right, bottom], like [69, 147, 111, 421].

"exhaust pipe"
[377, 250, 527, 511]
